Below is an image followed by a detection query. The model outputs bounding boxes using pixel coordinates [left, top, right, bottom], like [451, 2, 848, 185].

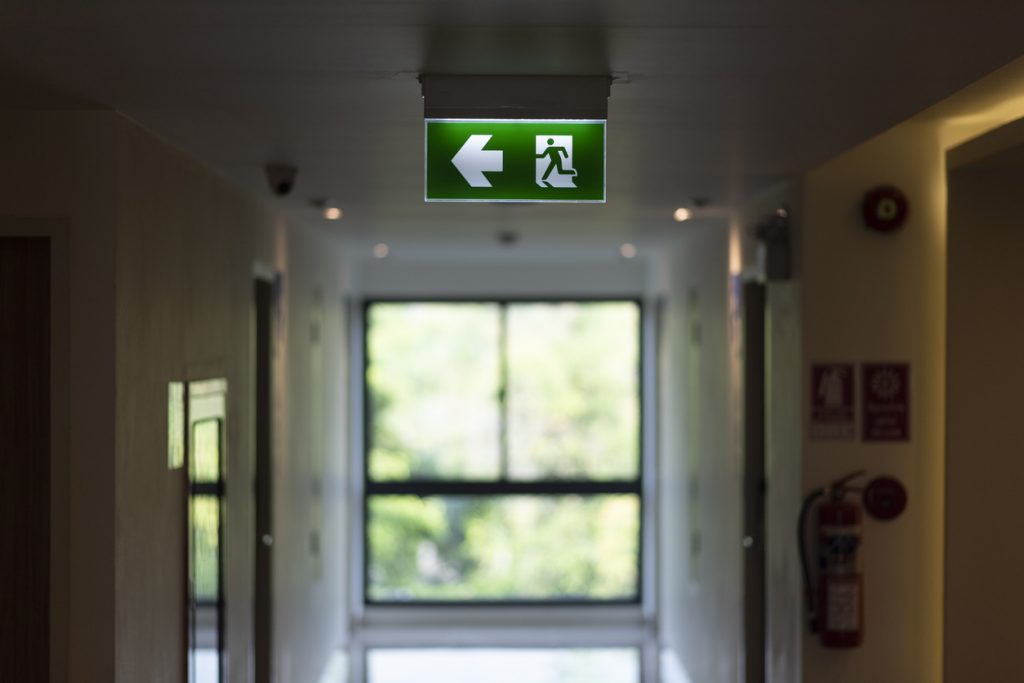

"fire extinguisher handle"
[830, 469, 867, 496]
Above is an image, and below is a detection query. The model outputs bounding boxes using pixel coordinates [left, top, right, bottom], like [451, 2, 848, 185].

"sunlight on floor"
[194, 650, 218, 683]
[659, 648, 693, 683]
[318, 650, 350, 683]
[366, 648, 640, 683]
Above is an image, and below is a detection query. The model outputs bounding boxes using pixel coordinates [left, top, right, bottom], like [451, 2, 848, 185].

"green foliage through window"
[365, 301, 642, 603]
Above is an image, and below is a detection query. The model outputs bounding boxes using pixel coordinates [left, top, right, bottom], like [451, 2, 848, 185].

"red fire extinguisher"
[799, 470, 866, 648]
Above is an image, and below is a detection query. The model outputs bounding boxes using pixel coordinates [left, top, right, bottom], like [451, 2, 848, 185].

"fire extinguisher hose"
[798, 487, 825, 633]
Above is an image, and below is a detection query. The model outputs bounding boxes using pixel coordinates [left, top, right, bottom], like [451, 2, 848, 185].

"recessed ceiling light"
[373, 243, 390, 259]
[620, 243, 637, 259]
[324, 206, 343, 220]
[673, 208, 692, 222]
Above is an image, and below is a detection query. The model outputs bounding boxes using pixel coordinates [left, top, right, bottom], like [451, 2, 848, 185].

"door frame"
[0, 219, 69, 682]
[253, 269, 277, 683]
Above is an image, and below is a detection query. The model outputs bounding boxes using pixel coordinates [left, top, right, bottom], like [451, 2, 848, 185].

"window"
[364, 301, 642, 604]
[187, 379, 228, 683]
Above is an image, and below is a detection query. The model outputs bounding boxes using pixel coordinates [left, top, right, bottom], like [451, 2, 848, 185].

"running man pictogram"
[535, 135, 578, 188]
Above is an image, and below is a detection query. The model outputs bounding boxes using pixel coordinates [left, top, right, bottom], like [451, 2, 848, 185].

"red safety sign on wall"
[862, 363, 910, 441]
[810, 363, 855, 440]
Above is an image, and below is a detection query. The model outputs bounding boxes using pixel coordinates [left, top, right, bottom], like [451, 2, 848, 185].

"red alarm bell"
[861, 185, 909, 233]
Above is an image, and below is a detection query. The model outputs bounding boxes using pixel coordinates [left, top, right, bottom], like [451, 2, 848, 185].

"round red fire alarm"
[863, 476, 908, 521]
[861, 185, 909, 233]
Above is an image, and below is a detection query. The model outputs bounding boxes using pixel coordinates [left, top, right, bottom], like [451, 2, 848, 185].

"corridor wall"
[796, 55, 1024, 683]
[0, 109, 350, 683]
[658, 221, 744, 683]
[112, 117, 349, 683]
[0, 111, 118, 683]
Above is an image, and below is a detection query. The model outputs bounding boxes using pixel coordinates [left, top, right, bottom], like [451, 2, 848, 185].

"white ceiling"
[1, 1, 1022, 252]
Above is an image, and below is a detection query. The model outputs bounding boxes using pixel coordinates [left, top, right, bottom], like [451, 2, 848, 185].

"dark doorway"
[945, 125, 1024, 681]
[0, 237, 51, 682]
[254, 278, 274, 683]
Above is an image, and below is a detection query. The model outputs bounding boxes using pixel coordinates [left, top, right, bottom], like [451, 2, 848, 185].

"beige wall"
[798, 122, 947, 683]
[945, 159, 1024, 682]
[0, 109, 349, 683]
[659, 221, 744, 683]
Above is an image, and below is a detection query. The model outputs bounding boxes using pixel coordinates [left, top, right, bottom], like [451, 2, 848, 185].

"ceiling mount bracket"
[420, 75, 611, 120]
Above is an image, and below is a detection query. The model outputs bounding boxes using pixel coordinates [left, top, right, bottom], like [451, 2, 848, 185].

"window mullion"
[498, 301, 510, 481]
[366, 480, 641, 496]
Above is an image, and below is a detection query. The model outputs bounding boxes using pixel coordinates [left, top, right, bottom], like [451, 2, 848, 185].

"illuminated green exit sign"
[425, 119, 606, 203]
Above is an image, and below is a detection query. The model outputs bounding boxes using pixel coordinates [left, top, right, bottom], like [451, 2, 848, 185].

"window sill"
[354, 604, 652, 646]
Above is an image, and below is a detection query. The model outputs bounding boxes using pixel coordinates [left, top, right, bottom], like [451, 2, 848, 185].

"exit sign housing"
[425, 119, 606, 203]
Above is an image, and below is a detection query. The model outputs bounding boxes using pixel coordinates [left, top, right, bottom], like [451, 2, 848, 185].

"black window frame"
[361, 297, 645, 607]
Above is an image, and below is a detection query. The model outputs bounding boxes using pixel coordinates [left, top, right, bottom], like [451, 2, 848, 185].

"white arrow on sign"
[452, 134, 503, 188]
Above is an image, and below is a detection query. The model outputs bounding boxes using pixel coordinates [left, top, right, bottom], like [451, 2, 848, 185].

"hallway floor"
[365, 648, 640, 683]
[316, 647, 646, 683]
